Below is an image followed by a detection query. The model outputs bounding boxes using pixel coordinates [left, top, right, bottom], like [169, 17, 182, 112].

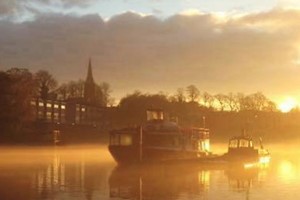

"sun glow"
[278, 160, 297, 182]
[279, 97, 297, 113]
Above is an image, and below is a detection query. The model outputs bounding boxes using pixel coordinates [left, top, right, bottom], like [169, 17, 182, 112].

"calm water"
[0, 144, 299, 200]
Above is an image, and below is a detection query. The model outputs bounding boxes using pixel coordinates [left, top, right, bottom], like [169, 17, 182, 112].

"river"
[0, 144, 299, 200]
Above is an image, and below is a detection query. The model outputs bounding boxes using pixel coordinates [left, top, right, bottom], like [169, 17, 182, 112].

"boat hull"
[109, 146, 270, 169]
[108, 145, 212, 165]
[108, 145, 141, 164]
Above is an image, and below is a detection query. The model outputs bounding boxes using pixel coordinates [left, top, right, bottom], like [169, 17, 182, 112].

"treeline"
[114, 86, 277, 127]
[0, 68, 112, 105]
[113, 86, 300, 141]
[168, 85, 276, 112]
[0, 68, 112, 139]
[1, 67, 300, 142]
[0, 68, 35, 139]
[55, 80, 113, 106]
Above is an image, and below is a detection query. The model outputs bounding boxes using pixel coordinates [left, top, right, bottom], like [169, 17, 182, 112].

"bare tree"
[186, 85, 200, 102]
[251, 92, 268, 111]
[56, 79, 85, 100]
[174, 88, 186, 103]
[215, 93, 227, 111]
[236, 93, 246, 111]
[35, 70, 57, 100]
[263, 100, 277, 112]
[201, 92, 214, 108]
[225, 92, 239, 112]
[97, 82, 112, 106]
[237, 92, 271, 111]
[56, 83, 67, 100]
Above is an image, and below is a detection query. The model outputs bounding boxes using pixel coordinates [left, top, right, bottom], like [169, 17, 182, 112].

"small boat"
[108, 109, 214, 165]
[222, 132, 270, 166]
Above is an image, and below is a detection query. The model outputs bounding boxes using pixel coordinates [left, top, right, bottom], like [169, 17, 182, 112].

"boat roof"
[229, 135, 253, 141]
[146, 108, 164, 112]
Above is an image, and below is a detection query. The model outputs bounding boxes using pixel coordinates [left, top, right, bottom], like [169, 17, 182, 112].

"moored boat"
[108, 109, 213, 165]
[221, 132, 271, 166]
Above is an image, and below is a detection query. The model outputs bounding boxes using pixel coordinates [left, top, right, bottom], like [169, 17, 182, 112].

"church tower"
[84, 58, 96, 104]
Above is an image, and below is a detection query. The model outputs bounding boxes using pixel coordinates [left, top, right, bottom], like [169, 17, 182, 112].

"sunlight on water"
[0, 144, 299, 200]
[277, 160, 299, 184]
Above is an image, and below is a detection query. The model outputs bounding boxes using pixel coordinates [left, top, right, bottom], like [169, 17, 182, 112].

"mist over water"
[0, 143, 299, 200]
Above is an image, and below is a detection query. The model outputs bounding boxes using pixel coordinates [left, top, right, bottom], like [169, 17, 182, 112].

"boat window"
[200, 139, 210, 151]
[147, 110, 164, 121]
[110, 134, 133, 146]
[110, 134, 119, 145]
[229, 140, 238, 148]
[249, 140, 253, 148]
[120, 134, 133, 146]
[239, 139, 250, 147]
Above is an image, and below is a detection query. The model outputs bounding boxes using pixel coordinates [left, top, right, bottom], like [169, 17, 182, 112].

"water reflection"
[32, 148, 113, 200]
[4, 145, 300, 200]
[0, 146, 113, 200]
[109, 164, 211, 200]
[108, 164, 269, 200]
[278, 160, 298, 182]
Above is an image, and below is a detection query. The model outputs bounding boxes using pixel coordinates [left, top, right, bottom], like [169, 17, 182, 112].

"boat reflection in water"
[226, 164, 268, 200]
[109, 163, 268, 200]
[109, 164, 210, 200]
[0, 146, 271, 200]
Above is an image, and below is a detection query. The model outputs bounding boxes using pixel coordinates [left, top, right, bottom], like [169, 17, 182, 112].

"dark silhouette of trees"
[0, 68, 36, 139]
[264, 100, 277, 112]
[201, 92, 214, 108]
[186, 85, 200, 102]
[113, 89, 280, 137]
[172, 88, 186, 103]
[0, 66, 288, 142]
[215, 93, 227, 111]
[237, 92, 275, 112]
[226, 92, 239, 111]
[56, 80, 112, 106]
[97, 82, 112, 106]
[56, 80, 84, 100]
[35, 70, 58, 100]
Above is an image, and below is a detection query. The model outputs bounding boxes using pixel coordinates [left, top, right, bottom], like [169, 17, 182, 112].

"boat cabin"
[191, 128, 210, 153]
[227, 135, 258, 158]
[147, 109, 164, 121]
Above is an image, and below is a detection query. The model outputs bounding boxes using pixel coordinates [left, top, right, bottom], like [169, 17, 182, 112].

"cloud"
[0, 0, 95, 18]
[0, 9, 300, 100]
[152, 8, 163, 15]
[0, 1, 22, 16]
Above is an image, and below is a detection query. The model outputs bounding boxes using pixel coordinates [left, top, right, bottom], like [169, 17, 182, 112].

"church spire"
[86, 57, 94, 83]
[84, 58, 96, 104]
